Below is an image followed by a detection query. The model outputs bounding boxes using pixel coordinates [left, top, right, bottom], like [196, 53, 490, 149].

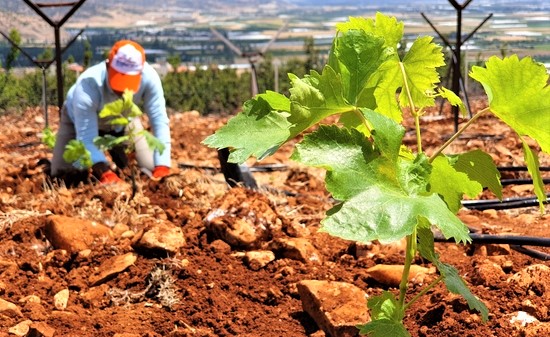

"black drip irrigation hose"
[461, 194, 549, 210]
[500, 178, 550, 186]
[498, 166, 550, 172]
[434, 233, 550, 261]
[178, 162, 289, 173]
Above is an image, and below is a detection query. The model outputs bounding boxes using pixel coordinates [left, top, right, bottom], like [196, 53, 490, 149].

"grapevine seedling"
[41, 126, 56, 149]
[63, 89, 165, 195]
[204, 13, 549, 336]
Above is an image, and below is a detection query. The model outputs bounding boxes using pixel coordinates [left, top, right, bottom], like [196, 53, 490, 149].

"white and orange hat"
[107, 40, 145, 93]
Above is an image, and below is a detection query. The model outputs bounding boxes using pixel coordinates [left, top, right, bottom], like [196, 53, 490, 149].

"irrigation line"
[498, 166, 550, 172]
[178, 162, 288, 173]
[500, 178, 550, 186]
[434, 233, 550, 260]
[462, 194, 550, 210]
[510, 245, 550, 261]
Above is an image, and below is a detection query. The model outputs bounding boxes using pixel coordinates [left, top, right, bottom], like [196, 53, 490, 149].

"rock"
[53, 289, 69, 310]
[44, 215, 113, 253]
[79, 284, 109, 308]
[474, 244, 512, 256]
[133, 220, 185, 254]
[244, 250, 276, 270]
[205, 187, 282, 248]
[28, 322, 55, 337]
[210, 239, 232, 254]
[88, 252, 137, 286]
[508, 264, 550, 298]
[207, 216, 268, 249]
[0, 298, 23, 317]
[366, 264, 433, 287]
[8, 320, 32, 336]
[297, 280, 370, 337]
[471, 259, 506, 287]
[283, 220, 311, 238]
[18, 295, 41, 304]
[524, 322, 550, 337]
[269, 237, 322, 264]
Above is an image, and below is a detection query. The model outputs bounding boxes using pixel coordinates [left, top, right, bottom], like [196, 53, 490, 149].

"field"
[0, 100, 549, 336]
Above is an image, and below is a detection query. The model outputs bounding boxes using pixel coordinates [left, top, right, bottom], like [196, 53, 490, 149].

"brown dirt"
[0, 101, 549, 337]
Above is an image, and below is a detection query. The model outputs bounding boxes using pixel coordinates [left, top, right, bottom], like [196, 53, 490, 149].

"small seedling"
[204, 13, 549, 336]
[61, 89, 165, 195]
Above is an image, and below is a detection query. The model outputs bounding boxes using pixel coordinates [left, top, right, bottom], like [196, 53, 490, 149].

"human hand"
[151, 166, 170, 180]
[100, 170, 123, 184]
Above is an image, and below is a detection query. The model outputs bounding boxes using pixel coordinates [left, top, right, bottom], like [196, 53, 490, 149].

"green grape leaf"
[449, 150, 502, 200]
[358, 291, 410, 337]
[438, 87, 466, 115]
[335, 12, 404, 50]
[63, 140, 92, 169]
[358, 319, 410, 337]
[291, 125, 377, 200]
[100, 89, 142, 123]
[521, 138, 547, 213]
[400, 36, 445, 109]
[202, 93, 292, 163]
[328, 29, 391, 105]
[430, 155, 483, 213]
[93, 134, 129, 151]
[288, 66, 352, 137]
[369, 58, 403, 122]
[293, 111, 470, 244]
[417, 220, 489, 322]
[438, 263, 489, 322]
[41, 127, 56, 149]
[109, 117, 130, 127]
[469, 55, 550, 154]
[142, 131, 166, 155]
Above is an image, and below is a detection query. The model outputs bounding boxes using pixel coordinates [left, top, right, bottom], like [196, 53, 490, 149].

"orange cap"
[107, 40, 145, 93]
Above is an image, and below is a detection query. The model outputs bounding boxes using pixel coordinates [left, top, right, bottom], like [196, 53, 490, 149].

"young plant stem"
[398, 62, 422, 153]
[398, 228, 417, 307]
[429, 108, 491, 162]
[404, 275, 443, 311]
[353, 107, 373, 134]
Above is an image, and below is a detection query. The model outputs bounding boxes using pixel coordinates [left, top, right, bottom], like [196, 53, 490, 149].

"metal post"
[22, 0, 87, 109]
[54, 26, 63, 111]
[42, 67, 49, 128]
[422, 1, 492, 132]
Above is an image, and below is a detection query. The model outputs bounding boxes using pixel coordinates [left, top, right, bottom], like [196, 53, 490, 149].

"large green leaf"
[470, 55, 550, 154]
[400, 36, 445, 109]
[449, 150, 502, 200]
[288, 66, 353, 137]
[335, 12, 404, 50]
[368, 36, 445, 122]
[202, 92, 292, 163]
[293, 112, 470, 244]
[328, 29, 391, 105]
[430, 155, 483, 213]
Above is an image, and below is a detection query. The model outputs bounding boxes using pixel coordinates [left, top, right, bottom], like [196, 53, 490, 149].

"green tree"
[4, 29, 21, 72]
[83, 39, 92, 69]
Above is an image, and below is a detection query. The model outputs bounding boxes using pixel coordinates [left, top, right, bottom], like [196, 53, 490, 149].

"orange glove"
[152, 166, 170, 179]
[100, 170, 123, 184]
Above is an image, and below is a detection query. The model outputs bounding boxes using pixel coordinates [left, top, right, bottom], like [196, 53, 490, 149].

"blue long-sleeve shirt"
[65, 61, 171, 167]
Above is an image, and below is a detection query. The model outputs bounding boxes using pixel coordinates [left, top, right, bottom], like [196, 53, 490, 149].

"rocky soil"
[0, 102, 549, 337]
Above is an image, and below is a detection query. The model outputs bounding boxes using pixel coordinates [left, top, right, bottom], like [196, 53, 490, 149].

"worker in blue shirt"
[50, 40, 171, 183]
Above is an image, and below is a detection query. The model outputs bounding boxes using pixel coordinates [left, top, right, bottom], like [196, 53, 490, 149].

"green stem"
[404, 275, 443, 311]
[398, 62, 422, 153]
[429, 108, 491, 162]
[398, 228, 417, 307]
[353, 107, 373, 134]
